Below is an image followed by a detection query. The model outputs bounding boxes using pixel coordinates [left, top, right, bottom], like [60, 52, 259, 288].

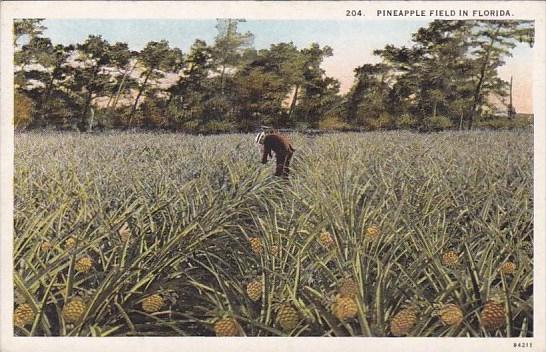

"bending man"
[256, 131, 295, 178]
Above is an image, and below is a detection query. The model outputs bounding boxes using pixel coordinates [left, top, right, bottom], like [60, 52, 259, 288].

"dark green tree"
[297, 44, 340, 128]
[71, 35, 117, 131]
[345, 63, 391, 128]
[465, 20, 534, 129]
[13, 19, 45, 47]
[212, 19, 254, 95]
[128, 40, 184, 124]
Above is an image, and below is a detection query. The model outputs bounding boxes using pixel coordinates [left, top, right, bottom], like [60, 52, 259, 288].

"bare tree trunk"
[459, 111, 464, 130]
[88, 107, 95, 131]
[128, 70, 152, 124]
[220, 63, 227, 95]
[468, 25, 501, 130]
[287, 84, 299, 121]
[113, 63, 136, 109]
[79, 64, 99, 131]
[508, 75, 514, 119]
[80, 92, 93, 132]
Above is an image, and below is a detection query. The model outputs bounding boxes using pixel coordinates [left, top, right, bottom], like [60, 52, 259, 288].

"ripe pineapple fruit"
[365, 225, 380, 240]
[441, 250, 459, 267]
[275, 303, 299, 331]
[438, 303, 463, 326]
[270, 245, 280, 257]
[142, 294, 164, 313]
[318, 231, 335, 249]
[62, 297, 86, 323]
[248, 237, 263, 255]
[246, 278, 263, 302]
[118, 222, 131, 242]
[338, 278, 358, 299]
[64, 237, 76, 250]
[331, 295, 358, 321]
[40, 241, 52, 252]
[390, 307, 418, 336]
[74, 256, 93, 273]
[498, 261, 516, 275]
[213, 317, 241, 336]
[480, 299, 506, 330]
[13, 303, 34, 328]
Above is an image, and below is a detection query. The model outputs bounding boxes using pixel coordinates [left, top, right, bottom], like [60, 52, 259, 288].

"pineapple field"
[13, 130, 533, 337]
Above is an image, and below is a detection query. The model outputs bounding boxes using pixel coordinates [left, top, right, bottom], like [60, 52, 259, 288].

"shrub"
[423, 115, 453, 131]
[319, 115, 350, 130]
[199, 120, 236, 134]
[14, 92, 33, 129]
[396, 114, 418, 130]
[476, 116, 532, 130]
[377, 112, 393, 129]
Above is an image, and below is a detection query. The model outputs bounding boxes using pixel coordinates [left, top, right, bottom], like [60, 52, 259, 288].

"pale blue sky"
[42, 19, 533, 112]
[43, 19, 427, 52]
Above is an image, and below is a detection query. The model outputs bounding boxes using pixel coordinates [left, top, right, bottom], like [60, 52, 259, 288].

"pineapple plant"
[248, 237, 263, 255]
[437, 303, 463, 326]
[441, 250, 459, 267]
[64, 237, 76, 250]
[141, 294, 164, 313]
[480, 298, 506, 331]
[74, 256, 93, 273]
[365, 225, 380, 240]
[318, 231, 335, 249]
[62, 297, 86, 323]
[246, 278, 263, 302]
[40, 241, 52, 252]
[13, 303, 34, 328]
[498, 261, 516, 275]
[213, 317, 241, 336]
[275, 303, 299, 331]
[331, 295, 358, 321]
[390, 307, 418, 336]
[338, 277, 358, 298]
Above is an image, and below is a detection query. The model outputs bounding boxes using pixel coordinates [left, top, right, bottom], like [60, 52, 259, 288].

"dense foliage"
[14, 131, 533, 336]
[14, 19, 533, 132]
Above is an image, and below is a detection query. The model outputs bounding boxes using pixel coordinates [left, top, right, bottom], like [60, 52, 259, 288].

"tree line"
[14, 19, 534, 133]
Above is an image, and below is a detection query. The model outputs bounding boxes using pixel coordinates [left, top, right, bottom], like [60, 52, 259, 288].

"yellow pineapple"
[13, 303, 34, 328]
[498, 261, 516, 275]
[248, 237, 263, 255]
[365, 225, 380, 240]
[270, 245, 280, 257]
[390, 307, 417, 336]
[319, 231, 335, 249]
[74, 256, 93, 273]
[62, 297, 86, 323]
[40, 241, 52, 252]
[438, 303, 463, 326]
[64, 237, 76, 250]
[275, 303, 299, 331]
[441, 250, 459, 267]
[480, 300, 505, 330]
[213, 317, 241, 336]
[331, 295, 358, 321]
[338, 278, 358, 298]
[246, 278, 263, 302]
[141, 294, 164, 313]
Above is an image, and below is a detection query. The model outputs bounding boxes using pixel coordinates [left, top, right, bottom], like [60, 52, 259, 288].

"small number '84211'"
[513, 342, 532, 348]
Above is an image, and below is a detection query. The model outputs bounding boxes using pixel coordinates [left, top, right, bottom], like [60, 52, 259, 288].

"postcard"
[0, 1, 544, 351]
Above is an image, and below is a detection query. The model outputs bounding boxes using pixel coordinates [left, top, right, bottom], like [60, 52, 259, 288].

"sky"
[42, 19, 533, 113]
